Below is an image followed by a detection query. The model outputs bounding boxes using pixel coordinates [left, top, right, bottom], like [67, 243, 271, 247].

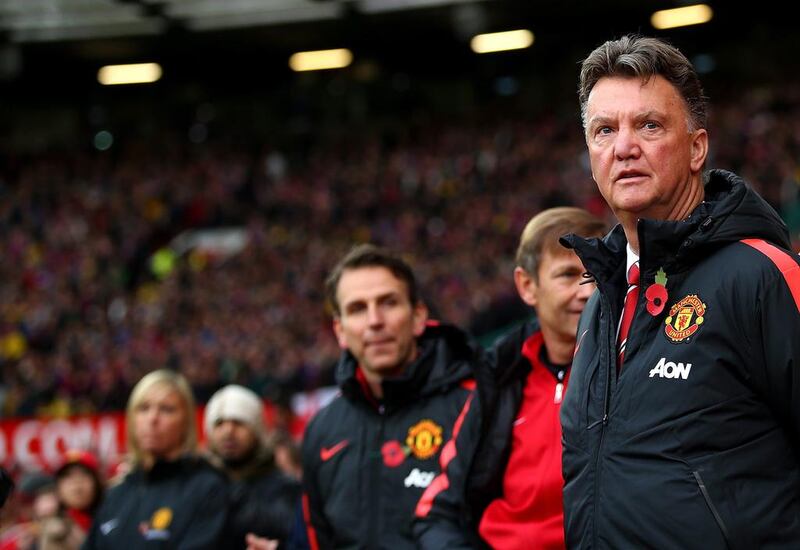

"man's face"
[516, 248, 595, 346]
[333, 266, 428, 380]
[209, 419, 258, 462]
[584, 75, 708, 222]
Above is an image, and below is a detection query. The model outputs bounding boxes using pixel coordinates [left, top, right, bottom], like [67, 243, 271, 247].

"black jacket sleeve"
[754, 251, 800, 444]
[300, 420, 336, 549]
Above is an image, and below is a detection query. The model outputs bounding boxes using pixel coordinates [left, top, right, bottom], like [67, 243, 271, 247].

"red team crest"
[664, 294, 706, 343]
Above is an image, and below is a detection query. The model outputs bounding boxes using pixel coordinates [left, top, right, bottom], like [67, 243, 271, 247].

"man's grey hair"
[578, 35, 708, 132]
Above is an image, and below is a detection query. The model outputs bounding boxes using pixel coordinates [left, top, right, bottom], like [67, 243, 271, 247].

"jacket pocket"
[692, 470, 733, 550]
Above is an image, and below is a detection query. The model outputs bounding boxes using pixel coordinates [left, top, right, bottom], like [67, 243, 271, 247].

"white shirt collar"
[626, 243, 640, 278]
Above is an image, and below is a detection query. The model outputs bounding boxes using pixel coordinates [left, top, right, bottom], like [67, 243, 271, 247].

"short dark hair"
[325, 244, 419, 316]
[516, 207, 606, 281]
[578, 35, 707, 131]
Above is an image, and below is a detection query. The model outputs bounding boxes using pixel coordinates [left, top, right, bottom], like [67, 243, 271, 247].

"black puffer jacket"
[412, 321, 541, 549]
[560, 170, 800, 549]
[211, 447, 301, 548]
[301, 323, 477, 550]
[83, 456, 228, 550]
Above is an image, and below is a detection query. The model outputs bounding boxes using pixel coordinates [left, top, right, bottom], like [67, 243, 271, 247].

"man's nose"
[366, 303, 384, 326]
[614, 126, 641, 160]
[576, 279, 596, 301]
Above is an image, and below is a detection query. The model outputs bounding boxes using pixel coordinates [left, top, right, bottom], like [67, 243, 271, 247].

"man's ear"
[690, 128, 709, 173]
[332, 317, 348, 350]
[514, 266, 538, 308]
[412, 302, 429, 337]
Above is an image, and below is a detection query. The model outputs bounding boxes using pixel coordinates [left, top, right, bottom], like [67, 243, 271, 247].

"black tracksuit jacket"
[560, 169, 800, 549]
[412, 321, 538, 549]
[83, 456, 228, 549]
[301, 323, 477, 550]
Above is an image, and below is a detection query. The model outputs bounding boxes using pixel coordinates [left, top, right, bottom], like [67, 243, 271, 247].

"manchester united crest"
[405, 419, 443, 460]
[664, 294, 706, 343]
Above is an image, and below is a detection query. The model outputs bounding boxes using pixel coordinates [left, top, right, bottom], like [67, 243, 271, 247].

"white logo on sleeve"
[404, 468, 435, 488]
[649, 357, 692, 380]
[99, 518, 119, 535]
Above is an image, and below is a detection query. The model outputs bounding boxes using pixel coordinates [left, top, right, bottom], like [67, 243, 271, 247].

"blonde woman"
[84, 370, 228, 549]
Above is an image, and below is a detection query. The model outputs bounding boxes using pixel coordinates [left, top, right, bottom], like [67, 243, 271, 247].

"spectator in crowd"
[2, 80, 799, 417]
[33, 450, 104, 550]
[301, 244, 479, 548]
[414, 207, 605, 549]
[0, 472, 58, 550]
[561, 35, 800, 547]
[84, 369, 228, 549]
[204, 384, 300, 547]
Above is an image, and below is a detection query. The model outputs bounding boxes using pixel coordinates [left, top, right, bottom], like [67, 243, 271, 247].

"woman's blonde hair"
[125, 369, 197, 468]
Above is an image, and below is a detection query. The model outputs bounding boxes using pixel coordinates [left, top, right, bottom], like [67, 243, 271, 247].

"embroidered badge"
[139, 507, 173, 540]
[151, 508, 173, 531]
[664, 294, 706, 343]
[645, 267, 669, 316]
[405, 419, 443, 460]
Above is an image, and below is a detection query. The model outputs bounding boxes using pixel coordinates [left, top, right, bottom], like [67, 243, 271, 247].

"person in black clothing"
[414, 207, 605, 549]
[83, 369, 228, 549]
[560, 35, 800, 548]
[204, 384, 300, 548]
[301, 244, 478, 549]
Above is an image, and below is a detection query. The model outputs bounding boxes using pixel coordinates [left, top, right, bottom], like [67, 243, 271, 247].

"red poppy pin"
[381, 440, 407, 468]
[645, 268, 669, 316]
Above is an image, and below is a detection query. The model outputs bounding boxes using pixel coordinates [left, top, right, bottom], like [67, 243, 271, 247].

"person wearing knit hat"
[204, 385, 301, 548]
[204, 384, 267, 459]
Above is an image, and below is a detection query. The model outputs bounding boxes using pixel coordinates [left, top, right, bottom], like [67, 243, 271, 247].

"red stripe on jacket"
[415, 386, 475, 517]
[741, 239, 800, 313]
[302, 493, 320, 550]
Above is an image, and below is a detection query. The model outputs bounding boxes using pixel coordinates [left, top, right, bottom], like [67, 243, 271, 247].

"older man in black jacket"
[561, 35, 800, 549]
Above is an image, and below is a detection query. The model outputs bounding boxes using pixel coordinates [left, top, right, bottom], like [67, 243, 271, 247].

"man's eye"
[596, 126, 612, 136]
[644, 121, 660, 130]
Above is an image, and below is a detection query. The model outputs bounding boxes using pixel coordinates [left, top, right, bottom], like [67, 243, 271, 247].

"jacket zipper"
[692, 470, 733, 549]
[368, 404, 386, 548]
[590, 293, 614, 549]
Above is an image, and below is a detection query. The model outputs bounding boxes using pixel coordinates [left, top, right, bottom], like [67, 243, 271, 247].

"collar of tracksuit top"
[560, 169, 791, 299]
[335, 322, 477, 413]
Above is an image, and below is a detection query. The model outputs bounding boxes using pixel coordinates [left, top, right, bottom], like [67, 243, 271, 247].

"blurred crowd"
[1, 84, 799, 420]
[0, 376, 306, 548]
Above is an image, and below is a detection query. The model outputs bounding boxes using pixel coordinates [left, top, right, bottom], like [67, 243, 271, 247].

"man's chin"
[221, 452, 254, 469]
[364, 357, 405, 376]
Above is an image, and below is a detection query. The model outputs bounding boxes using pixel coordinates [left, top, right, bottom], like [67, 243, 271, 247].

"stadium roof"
[0, 1, 792, 97]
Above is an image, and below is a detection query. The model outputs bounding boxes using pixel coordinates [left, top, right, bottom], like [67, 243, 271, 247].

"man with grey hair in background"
[560, 35, 800, 548]
[205, 384, 301, 548]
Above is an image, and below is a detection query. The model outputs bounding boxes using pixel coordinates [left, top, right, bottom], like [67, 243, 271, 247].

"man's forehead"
[337, 266, 409, 303]
[214, 417, 248, 426]
[541, 246, 583, 267]
[587, 75, 682, 115]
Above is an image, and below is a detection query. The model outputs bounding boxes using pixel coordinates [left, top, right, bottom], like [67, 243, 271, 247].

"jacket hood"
[562, 169, 790, 280]
[336, 322, 476, 410]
